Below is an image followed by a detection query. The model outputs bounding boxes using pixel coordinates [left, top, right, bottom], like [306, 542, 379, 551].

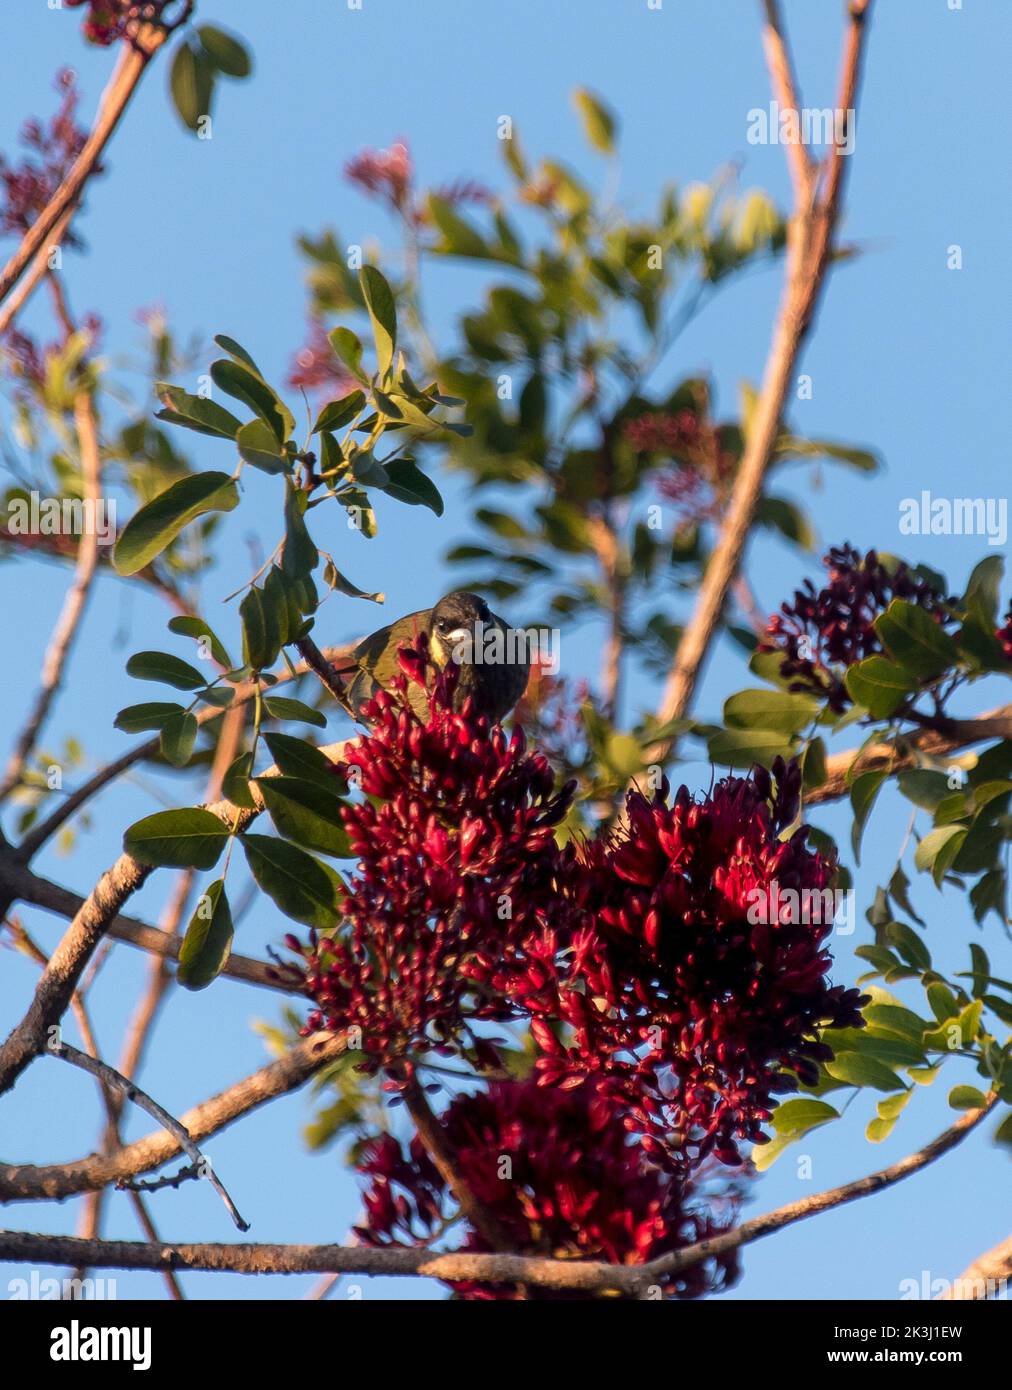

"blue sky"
[1, 0, 1009, 1300]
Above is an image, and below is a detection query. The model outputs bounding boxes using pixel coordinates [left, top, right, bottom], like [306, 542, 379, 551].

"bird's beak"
[443, 627, 473, 664]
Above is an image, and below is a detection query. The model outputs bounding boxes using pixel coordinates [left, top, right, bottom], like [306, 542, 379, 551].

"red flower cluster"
[761, 544, 954, 711]
[355, 1079, 743, 1299]
[344, 140, 414, 212]
[509, 759, 864, 1167]
[996, 604, 1012, 663]
[0, 70, 93, 243]
[623, 408, 734, 521]
[65, 0, 169, 45]
[64, 0, 164, 45]
[343, 139, 491, 224]
[286, 653, 574, 1068]
[286, 318, 359, 401]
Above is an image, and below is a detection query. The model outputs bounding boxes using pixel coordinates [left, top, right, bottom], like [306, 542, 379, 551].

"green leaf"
[113, 471, 240, 577]
[948, 1085, 988, 1111]
[850, 769, 887, 864]
[771, 1098, 839, 1137]
[723, 688, 819, 737]
[994, 1111, 1012, 1150]
[170, 41, 214, 132]
[926, 981, 960, 1022]
[222, 751, 256, 809]
[211, 359, 294, 443]
[282, 478, 318, 580]
[113, 701, 184, 734]
[124, 808, 229, 869]
[844, 656, 916, 719]
[379, 458, 444, 515]
[255, 777, 353, 857]
[961, 555, 1004, 629]
[825, 1053, 907, 1093]
[914, 825, 968, 887]
[756, 494, 817, 552]
[897, 769, 951, 813]
[167, 615, 231, 668]
[263, 696, 327, 728]
[328, 327, 368, 383]
[572, 87, 617, 154]
[263, 732, 340, 791]
[359, 266, 397, 377]
[213, 334, 264, 375]
[751, 1132, 798, 1172]
[313, 390, 365, 434]
[196, 24, 251, 79]
[126, 650, 206, 691]
[427, 195, 490, 258]
[177, 879, 235, 989]
[241, 834, 344, 930]
[707, 727, 794, 769]
[862, 1003, 931, 1040]
[155, 384, 242, 439]
[160, 711, 198, 767]
[321, 559, 382, 604]
[866, 1089, 912, 1142]
[873, 599, 959, 681]
[240, 587, 280, 672]
[884, 921, 931, 971]
[237, 418, 288, 474]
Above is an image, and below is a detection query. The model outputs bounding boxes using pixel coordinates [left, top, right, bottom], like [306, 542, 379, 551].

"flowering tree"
[0, 0, 1010, 1308]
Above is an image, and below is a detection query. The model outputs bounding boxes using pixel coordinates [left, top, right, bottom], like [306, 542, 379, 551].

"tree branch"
[760, 0, 813, 198]
[0, 859, 297, 994]
[0, 27, 167, 315]
[936, 1234, 1012, 1301]
[0, 1090, 992, 1296]
[0, 1032, 347, 1203]
[399, 1071, 510, 1253]
[47, 1040, 249, 1232]
[805, 705, 1012, 808]
[644, 0, 875, 768]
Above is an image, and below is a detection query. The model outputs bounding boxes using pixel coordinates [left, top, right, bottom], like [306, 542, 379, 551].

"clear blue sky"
[1, 0, 1009, 1300]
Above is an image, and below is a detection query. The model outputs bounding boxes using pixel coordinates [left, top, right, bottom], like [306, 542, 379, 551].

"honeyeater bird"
[341, 590, 531, 723]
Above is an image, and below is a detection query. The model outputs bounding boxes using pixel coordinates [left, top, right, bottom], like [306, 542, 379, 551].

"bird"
[340, 590, 531, 723]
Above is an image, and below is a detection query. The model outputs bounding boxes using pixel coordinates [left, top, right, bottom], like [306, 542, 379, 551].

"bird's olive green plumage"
[344, 590, 530, 723]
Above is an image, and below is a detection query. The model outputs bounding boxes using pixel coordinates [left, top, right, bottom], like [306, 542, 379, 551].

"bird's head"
[428, 590, 492, 668]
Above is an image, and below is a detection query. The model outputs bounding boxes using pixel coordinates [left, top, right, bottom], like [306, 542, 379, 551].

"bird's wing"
[349, 608, 432, 714]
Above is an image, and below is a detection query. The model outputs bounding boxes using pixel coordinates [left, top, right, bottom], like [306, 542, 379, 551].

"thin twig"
[0, 390, 103, 802]
[0, 1032, 347, 1202]
[400, 1071, 510, 1253]
[47, 1039, 250, 1233]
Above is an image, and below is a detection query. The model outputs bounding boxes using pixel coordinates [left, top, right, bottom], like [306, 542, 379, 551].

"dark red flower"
[344, 140, 413, 212]
[509, 759, 866, 1168]
[760, 544, 955, 711]
[285, 649, 575, 1069]
[64, 1, 170, 46]
[0, 70, 94, 243]
[996, 604, 1012, 663]
[623, 408, 734, 522]
[355, 1079, 743, 1299]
